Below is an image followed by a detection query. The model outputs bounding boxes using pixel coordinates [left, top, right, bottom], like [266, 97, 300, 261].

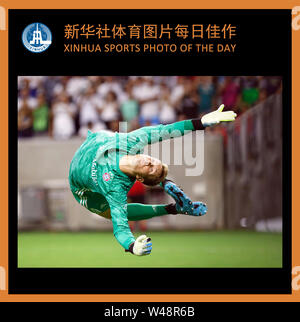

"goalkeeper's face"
[134, 155, 168, 186]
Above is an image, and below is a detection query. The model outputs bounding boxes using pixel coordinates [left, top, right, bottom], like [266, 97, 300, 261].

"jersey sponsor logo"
[102, 172, 111, 181]
[91, 158, 99, 186]
[22, 22, 52, 53]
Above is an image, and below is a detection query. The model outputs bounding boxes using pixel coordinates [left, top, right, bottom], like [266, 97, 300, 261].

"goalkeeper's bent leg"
[127, 203, 177, 221]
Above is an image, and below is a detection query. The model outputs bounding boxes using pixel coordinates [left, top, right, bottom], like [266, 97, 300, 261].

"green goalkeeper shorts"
[71, 188, 111, 218]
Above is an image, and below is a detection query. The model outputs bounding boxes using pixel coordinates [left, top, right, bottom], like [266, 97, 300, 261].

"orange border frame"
[0, 0, 299, 302]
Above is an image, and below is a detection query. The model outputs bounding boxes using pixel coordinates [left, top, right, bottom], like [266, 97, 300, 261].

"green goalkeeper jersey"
[69, 120, 196, 250]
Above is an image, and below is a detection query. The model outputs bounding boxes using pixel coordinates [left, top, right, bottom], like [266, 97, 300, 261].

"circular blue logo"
[22, 23, 52, 53]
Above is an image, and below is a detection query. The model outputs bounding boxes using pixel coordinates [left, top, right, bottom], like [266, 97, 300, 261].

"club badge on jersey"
[102, 171, 114, 182]
[102, 172, 111, 182]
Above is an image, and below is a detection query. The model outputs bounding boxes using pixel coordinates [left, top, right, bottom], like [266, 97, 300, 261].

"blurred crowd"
[18, 76, 282, 139]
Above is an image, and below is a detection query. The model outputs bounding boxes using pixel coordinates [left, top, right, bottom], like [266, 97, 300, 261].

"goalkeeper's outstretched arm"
[128, 104, 237, 146]
[106, 187, 152, 256]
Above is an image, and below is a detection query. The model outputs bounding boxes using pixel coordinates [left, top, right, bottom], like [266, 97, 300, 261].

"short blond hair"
[142, 163, 168, 186]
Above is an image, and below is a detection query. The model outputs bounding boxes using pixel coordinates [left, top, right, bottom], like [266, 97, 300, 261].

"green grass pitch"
[18, 230, 282, 268]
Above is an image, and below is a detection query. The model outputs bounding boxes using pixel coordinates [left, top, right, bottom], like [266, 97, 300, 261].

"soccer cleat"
[183, 201, 207, 216]
[162, 179, 194, 214]
[166, 201, 207, 216]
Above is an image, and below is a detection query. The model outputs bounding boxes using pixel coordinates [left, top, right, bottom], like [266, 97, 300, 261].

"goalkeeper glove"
[201, 104, 237, 127]
[127, 235, 152, 256]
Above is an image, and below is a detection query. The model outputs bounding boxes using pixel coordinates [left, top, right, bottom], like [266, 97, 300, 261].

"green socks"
[127, 203, 176, 221]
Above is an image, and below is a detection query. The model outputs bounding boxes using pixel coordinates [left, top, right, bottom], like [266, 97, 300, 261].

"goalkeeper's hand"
[127, 235, 152, 256]
[201, 104, 237, 127]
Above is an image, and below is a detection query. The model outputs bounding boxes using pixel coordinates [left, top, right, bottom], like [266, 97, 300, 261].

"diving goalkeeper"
[68, 105, 236, 256]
